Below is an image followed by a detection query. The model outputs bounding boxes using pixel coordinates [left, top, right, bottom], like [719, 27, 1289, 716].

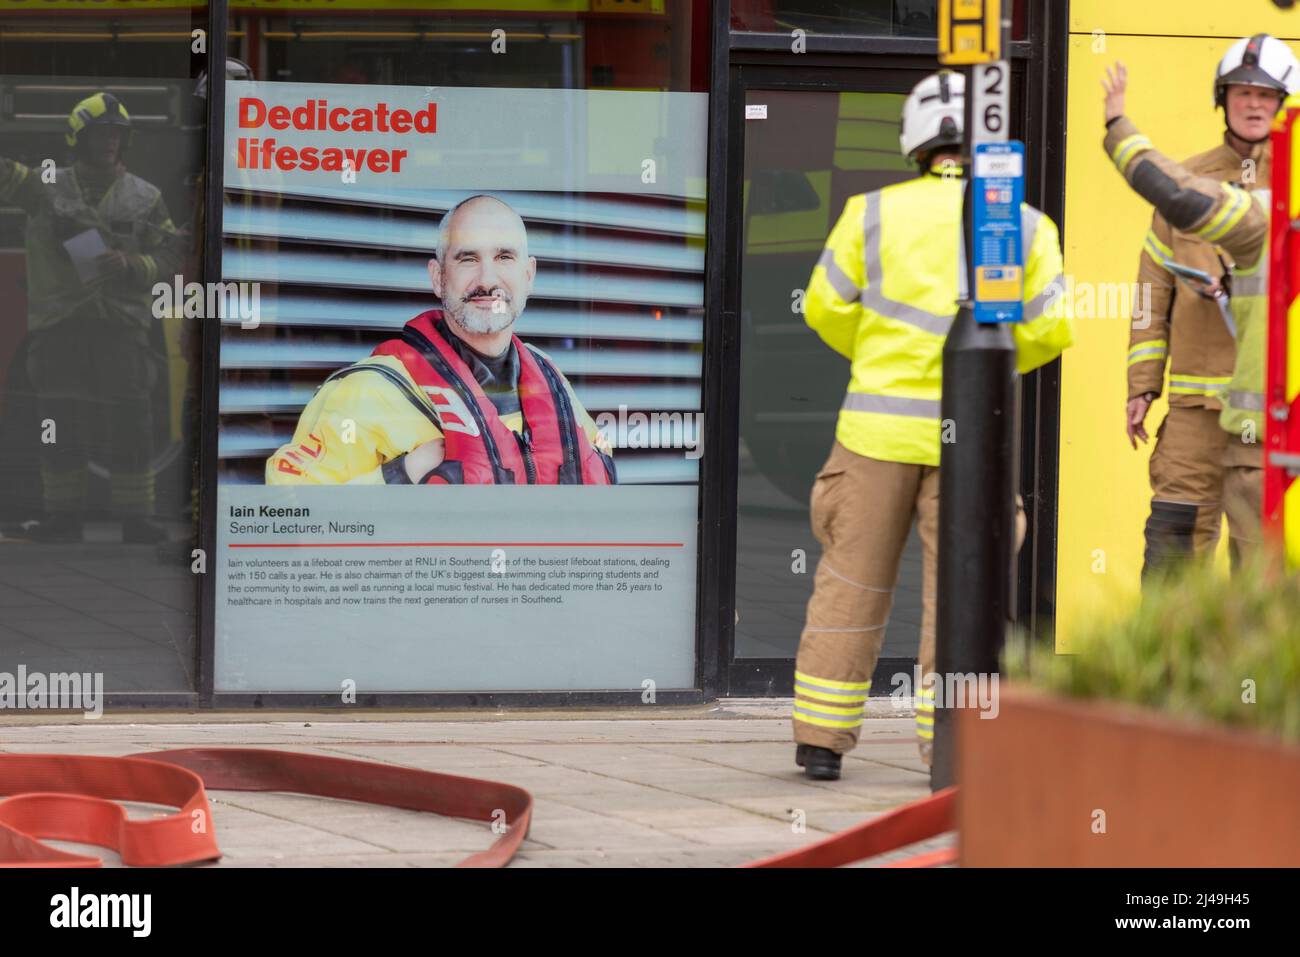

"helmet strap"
[1225, 119, 1271, 146]
[1222, 101, 1279, 147]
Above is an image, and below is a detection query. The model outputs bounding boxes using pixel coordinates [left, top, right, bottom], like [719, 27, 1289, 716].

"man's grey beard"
[443, 292, 521, 335]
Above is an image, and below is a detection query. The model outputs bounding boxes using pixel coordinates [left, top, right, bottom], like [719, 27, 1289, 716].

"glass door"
[728, 68, 929, 692]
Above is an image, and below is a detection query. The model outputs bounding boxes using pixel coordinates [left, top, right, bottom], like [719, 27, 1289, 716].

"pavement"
[0, 699, 948, 867]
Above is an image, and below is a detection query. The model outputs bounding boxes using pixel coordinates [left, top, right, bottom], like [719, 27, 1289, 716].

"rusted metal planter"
[957, 685, 1300, 866]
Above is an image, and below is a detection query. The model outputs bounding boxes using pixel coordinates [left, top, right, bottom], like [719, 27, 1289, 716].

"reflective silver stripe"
[1021, 205, 1042, 259]
[794, 679, 870, 699]
[842, 392, 942, 418]
[818, 248, 861, 303]
[1228, 390, 1265, 411]
[1233, 272, 1268, 297]
[1019, 204, 1060, 320]
[863, 191, 955, 336]
[1025, 273, 1065, 321]
[820, 560, 893, 593]
[793, 704, 864, 725]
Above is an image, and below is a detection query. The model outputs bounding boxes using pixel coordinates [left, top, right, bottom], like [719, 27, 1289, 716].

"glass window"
[214, 2, 708, 693]
[730, 0, 1029, 41]
[731, 0, 938, 37]
[0, 6, 208, 696]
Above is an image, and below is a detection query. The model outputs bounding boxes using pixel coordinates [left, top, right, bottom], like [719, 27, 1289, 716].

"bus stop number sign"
[972, 141, 1024, 324]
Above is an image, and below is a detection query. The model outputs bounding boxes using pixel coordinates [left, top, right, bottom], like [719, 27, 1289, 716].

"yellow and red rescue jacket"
[267, 311, 615, 485]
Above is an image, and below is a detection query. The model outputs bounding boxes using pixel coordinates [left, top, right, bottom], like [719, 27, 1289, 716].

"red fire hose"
[3, 748, 949, 868]
[745, 787, 957, 868]
[0, 748, 532, 868]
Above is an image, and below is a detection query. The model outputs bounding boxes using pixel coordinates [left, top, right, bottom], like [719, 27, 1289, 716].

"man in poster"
[267, 194, 616, 485]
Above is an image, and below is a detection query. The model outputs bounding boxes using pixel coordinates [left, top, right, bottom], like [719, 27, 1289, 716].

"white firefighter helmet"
[1214, 33, 1300, 107]
[899, 71, 965, 160]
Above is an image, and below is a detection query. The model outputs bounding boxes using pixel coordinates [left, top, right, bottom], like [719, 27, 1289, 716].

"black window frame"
[73, 0, 1067, 709]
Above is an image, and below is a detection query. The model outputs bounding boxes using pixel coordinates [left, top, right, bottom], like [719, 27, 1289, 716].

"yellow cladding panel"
[1071, 0, 1300, 39]
[1056, 32, 1300, 648]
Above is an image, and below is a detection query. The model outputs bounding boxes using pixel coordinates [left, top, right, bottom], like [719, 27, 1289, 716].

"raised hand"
[1103, 61, 1128, 123]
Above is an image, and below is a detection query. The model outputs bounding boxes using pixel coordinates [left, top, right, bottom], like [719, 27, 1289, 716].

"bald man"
[267, 194, 616, 485]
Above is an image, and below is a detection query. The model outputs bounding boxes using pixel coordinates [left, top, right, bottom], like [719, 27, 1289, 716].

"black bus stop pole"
[930, 18, 1017, 794]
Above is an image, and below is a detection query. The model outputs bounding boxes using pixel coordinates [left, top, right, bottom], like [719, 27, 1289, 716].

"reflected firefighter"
[267, 194, 615, 485]
[0, 92, 182, 543]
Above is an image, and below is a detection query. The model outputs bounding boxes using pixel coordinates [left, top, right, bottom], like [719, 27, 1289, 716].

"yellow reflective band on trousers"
[915, 685, 936, 741]
[794, 670, 871, 700]
[1128, 339, 1168, 367]
[793, 670, 870, 729]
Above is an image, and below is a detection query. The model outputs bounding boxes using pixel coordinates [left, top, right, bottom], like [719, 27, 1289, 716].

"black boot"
[795, 744, 842, 781]
[6, 513, 83, 543]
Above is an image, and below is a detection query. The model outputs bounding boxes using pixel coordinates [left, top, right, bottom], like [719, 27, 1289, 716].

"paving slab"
[0, 703, 946, 867]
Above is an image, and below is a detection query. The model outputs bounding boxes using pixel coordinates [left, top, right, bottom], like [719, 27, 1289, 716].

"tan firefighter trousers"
[791, 441, 1027, 766]
[1142, 406, 1229, 577]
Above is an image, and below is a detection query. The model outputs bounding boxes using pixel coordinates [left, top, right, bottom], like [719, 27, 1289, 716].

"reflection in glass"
[0, 10, 207, 692]
[734, 89, 925, 660]
[730, 0, 938, 37]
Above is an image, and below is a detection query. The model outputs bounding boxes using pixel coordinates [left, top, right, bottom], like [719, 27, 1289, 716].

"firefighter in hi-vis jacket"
[1103, 47, 1292, 563]
[790, 72, 1074, 781]
[0, 92, 182, 543]
[267, 194, 616, 485]
[1125, 34, 1297, 575]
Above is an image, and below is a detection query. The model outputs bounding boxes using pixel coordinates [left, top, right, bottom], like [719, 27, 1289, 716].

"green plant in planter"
[1007, 554, 1300, 744]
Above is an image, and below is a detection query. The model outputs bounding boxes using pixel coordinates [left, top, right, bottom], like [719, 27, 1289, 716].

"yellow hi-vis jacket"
[803, 171, 1075, 466]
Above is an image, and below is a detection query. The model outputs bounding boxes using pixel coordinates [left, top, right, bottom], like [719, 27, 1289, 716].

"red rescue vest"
[371, 311, 615, 485]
